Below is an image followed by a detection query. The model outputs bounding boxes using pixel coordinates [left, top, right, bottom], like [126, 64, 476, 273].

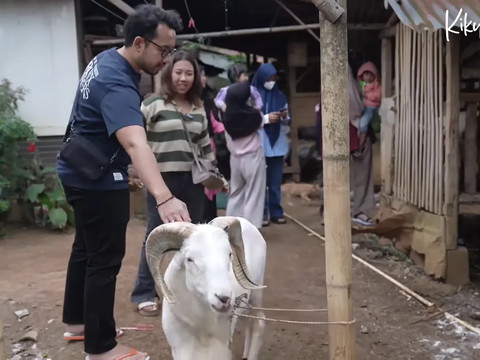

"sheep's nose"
[215, 294, 231, 304]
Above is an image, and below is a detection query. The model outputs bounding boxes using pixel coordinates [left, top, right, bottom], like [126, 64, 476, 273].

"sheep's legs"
[241, 319, 253, 359]
[245, 311, 265, 360]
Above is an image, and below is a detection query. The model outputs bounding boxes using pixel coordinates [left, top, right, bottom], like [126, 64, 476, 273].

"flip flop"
[85, 348, 150, 360]
[64, 328, 123, 341]
[138, 301, 159, 317]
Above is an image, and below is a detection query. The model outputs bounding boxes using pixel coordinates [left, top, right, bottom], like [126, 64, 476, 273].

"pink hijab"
[348, 65, 364, 128]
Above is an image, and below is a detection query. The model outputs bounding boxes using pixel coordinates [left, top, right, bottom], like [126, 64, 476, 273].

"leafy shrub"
[0, 78, 73, 230]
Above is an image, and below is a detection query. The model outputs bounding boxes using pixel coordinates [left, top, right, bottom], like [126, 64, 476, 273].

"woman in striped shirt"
[130, 50, 214, 317]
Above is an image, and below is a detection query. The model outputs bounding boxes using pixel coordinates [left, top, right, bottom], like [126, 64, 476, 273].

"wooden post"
[464, 101, 477, 194]
[0, 318, 4, 360]
[287, 40, 301, 182]
[381, 37, 394, 194]
[154, 0, 163, 94]
[444, 34, 460, 250]
[318, 0, 355, 358]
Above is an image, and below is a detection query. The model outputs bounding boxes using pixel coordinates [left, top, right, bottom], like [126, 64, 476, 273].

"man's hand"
[128, 165, 139, 179]
[116, 125, 192, 223]
[220, 104, 227, 112]
[268, 113, 280, 123]
[157, 196, 191, 223]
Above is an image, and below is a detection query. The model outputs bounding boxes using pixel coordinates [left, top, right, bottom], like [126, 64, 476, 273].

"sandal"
[85, 348, 150, 360]
[271, 217, 287, 224]
[138, 301, 159, 317]
[352, 212, 373, 226]
[64, 328, 123, 341]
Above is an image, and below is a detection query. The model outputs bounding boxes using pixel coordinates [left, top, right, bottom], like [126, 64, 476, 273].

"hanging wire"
[89, 0, 126, 22]
[182, 0, 205, 44]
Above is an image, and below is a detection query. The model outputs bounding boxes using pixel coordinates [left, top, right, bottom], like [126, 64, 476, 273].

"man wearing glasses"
[56, 5, 187, 360]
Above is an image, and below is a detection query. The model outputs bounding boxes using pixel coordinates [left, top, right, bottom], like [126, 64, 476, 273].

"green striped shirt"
[141, 95, 214, 172]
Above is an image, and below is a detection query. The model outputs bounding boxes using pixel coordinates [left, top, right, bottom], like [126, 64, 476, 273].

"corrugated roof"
[386, 0, 480, 31]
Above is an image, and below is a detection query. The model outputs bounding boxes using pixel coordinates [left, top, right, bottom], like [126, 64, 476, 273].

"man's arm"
[101, 86, 172, 205]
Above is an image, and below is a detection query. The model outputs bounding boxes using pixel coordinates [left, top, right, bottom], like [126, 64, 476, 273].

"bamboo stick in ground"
[318, 0, 355, 357]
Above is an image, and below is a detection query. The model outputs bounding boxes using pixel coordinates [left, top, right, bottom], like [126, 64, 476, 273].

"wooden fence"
[393, 24, 445, 215]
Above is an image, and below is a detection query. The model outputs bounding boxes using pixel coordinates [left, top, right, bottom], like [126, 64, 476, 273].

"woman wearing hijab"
[348, 64, 376, 225]
[223, 80, 266, 229]
[316, 65, 375, 225]
[251, 63, 289, 227]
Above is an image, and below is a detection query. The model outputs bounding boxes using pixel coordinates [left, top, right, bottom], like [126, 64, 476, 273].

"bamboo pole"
[318, 0, 355, 357]
[154, 0, 163, 94]
[91, 23, 385, 46]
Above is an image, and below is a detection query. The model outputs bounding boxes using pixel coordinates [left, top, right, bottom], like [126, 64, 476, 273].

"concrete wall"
[0, 0, 80, 136]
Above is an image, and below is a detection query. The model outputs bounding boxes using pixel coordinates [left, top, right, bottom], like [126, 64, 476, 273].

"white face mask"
[264, 81, 276, 90]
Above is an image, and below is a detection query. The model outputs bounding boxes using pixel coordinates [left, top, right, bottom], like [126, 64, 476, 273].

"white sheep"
[145, 216, 267, 360]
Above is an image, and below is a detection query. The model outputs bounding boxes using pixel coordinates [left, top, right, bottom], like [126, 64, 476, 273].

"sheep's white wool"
[158, 217, 267, 360]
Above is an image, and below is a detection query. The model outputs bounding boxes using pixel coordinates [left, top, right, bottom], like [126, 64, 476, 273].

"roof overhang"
[385, 0, 480, 31]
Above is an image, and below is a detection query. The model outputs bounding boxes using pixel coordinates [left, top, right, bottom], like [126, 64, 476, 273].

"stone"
[378, 237, 393, 247]
[14, 309, 29, 319]
[445, 246, 469, 287]
[19, 330, 38, 342]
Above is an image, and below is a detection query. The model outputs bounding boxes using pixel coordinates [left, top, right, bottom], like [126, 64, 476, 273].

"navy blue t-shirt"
[56, 48, 144, 190]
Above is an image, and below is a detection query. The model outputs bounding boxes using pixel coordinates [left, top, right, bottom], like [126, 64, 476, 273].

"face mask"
[264, 81, 276, 90]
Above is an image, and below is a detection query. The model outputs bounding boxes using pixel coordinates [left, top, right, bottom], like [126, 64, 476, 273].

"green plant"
[0, 79, 37, 214]
[20, 157, 73, 229]
[0, 78, 73, 230]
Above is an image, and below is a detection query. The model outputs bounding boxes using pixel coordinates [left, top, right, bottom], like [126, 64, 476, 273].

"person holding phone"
[251, 63, 290, 227]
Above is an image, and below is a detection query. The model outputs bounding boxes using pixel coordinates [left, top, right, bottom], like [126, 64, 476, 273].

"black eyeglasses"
[144, 38, 176, 58]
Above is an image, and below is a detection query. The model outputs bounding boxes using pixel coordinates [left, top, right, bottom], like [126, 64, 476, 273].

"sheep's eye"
[187, 257, 194, 263]
[229, 252, 232, 258]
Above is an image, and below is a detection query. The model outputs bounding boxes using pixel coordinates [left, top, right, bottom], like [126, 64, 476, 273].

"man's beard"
[139, 58, 163, 76]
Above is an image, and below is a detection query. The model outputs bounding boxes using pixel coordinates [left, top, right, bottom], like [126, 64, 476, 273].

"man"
[56, 5, 186, 360]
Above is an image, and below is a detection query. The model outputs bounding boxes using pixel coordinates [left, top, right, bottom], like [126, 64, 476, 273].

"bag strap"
[63, 89, 82, 143]
[173, 105, 206, 159]
[63, 86, 120, 164]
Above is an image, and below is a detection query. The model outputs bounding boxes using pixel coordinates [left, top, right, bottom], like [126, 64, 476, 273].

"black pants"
[62, 186, 130, 354]
[202, 194, 217, 223]
[131, 172, 205, 304]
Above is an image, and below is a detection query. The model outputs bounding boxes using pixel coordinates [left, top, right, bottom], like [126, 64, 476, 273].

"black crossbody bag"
[59, 91, 120, 180]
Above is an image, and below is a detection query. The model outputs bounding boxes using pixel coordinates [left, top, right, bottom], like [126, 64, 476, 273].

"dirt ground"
[2, 199, 480, 359]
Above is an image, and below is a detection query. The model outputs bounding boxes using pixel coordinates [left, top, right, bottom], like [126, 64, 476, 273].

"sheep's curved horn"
[209, 216, 266, 290]
[145, 222, 197, 303]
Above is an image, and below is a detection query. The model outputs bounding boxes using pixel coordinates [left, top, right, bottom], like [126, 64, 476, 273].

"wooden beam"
[106, 0, 134, 15]
[91, 23, 386, 46]
[444, 34, 460, 251]
[381, 37, 394, 195]
[379, 25, 396, 38]
[275, 0, 320, 43]
[460, 92, 480, 102]
[464, 102, 477, 194]
[381, 39, 393, 97]
[287, 39, 301, 181]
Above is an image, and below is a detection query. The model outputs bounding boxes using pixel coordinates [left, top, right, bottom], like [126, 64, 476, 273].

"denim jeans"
[130, 172, 205, 304]
[264, 156, 284, 220]
[359, 106, 377, 134]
